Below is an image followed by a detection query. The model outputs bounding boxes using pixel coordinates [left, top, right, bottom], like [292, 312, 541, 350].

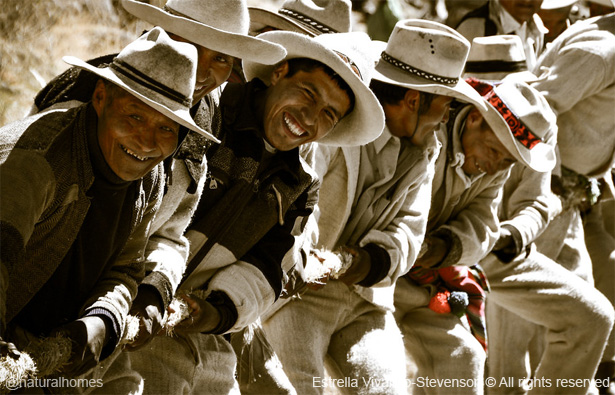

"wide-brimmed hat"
[464, 35, 537, 82]
[466, 77, 556, 172]
[372, 19, 487, 110]
[243, 31, 385, 147]
[64, 27, 218, 142]
[249, 0, 352, 36]
[121, 0, 286, 64]
[540, 0, 577, 9]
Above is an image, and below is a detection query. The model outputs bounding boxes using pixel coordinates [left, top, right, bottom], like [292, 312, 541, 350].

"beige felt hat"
[540, 0, 577, 9]
[63, 27, 218, 142]
[466, 77, 557, 172]
[243, 31, 385, 147]
[464, 35, 537, 82]
[249, 0, 352, 36]
[121, 0, 286, 64]
[372, 19, 487, 110]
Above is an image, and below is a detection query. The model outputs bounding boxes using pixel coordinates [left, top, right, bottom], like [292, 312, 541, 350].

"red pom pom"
[429, 290, 451, 314]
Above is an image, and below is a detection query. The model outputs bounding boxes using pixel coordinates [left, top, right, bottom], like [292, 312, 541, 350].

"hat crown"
[494, 79, 556, 143]
[113, 26, 197, 106]
[384, 19, 470, 81]
[313, 31, 374, 83]
[166, 0, 250, 35]
[467, 35, 526, 63]
[279, 0, 352, 33]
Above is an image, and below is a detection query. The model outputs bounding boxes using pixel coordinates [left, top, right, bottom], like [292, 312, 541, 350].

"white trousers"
[483, 244, 614, 394]
[263, 281, 408, 395]
[394, 277, 486, 395]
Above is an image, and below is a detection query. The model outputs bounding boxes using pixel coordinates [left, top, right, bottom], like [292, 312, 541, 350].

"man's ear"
[403, 89, 421, 113]
[269, 61, 289, 86]
[466, 106, 483, 127]
[92, 79, 107, 116]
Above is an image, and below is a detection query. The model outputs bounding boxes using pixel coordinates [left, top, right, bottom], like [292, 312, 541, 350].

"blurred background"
[0, 0, 590, 127]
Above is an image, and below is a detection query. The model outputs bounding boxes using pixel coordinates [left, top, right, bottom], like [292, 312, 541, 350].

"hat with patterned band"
[464, 35, 537, 83]
[249, 0, 352, 37]
[372, 19, 487, 111]
[467, 77, 557, 172]
[243, 31, 385, 147]
[121, 0, 286, 65]
[64, 27, 218, 142]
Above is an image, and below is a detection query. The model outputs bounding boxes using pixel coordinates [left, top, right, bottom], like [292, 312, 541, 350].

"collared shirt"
[492, 0, 545, 70]
[343, 127, 417, 244]
[457, 1, 547, 71]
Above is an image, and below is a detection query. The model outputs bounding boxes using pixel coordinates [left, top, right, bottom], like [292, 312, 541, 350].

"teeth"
[122, 145, 148, 161]
[475, 161, 485, 173]
[284, 114, 306, 137]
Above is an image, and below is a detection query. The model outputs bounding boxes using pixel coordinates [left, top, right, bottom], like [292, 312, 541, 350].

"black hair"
[283, 58, 356, 117]
[369, 79, 436, 115]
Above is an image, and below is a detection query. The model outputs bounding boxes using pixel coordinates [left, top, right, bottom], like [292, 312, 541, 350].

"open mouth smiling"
[121, 145, 149, 162]
[284, 113, 308, 138]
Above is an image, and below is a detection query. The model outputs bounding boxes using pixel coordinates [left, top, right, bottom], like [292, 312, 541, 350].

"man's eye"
[160, 126, 176, 134]
[130, 114, 142, 121]
[303, 88, 315, 98]
[325, 109, 337, 123]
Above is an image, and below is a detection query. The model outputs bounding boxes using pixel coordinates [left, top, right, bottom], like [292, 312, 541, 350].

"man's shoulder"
[1, 106, 81, 159]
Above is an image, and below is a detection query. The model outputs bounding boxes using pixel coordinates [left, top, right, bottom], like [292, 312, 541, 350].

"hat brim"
[480, 99, 555, 172]
[248, 7, 319, 36]
[373, 59, 488, 111]
[122, 0, 286, 65]
[63, 56, 220, 143]
[243, 31, 384, 147]
[463, 70, 538, 84]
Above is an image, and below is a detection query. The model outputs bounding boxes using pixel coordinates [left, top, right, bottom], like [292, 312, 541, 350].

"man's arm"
[492, 164, 559, 262]
[420, 170, 510, 268]
[533, 44, 612, 115]
[344, 158, 436, 287]
[79, 164, 165, 357]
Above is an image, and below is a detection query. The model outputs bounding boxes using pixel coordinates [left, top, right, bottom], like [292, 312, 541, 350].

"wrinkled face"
[93, 81, 179, 181]
[461, 108, 517, 176]
[169, 34, 234, 103]
[499, 0, 544, 23]
[262, 62, 352, 151]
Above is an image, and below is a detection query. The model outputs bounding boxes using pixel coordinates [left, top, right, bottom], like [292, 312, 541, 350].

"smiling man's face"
[169, 34, 234, 104]
[93, 80, 179, 181]
[261, 61, 352, 151]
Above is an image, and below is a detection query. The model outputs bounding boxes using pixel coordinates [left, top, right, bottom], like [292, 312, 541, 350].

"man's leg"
[395, 279, 486, 395]
[262, 282, 349, 395]
[483, 249, 614, 394]
[327, 302, 407, 395]
[484, 300, 545, 394]
[584, 199, 615, 393]
[128, 333, 238, 395]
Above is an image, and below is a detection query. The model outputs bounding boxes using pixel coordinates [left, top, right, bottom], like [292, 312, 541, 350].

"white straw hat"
[243, 31, 385, 147]
[249, 0, 352, 36]
[466, 77, 557, 172]
[373, 19, 487, 110]
[464, 35, 537, 82]
[63, 27, 218, 142]
[121, 0, 286, 64]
